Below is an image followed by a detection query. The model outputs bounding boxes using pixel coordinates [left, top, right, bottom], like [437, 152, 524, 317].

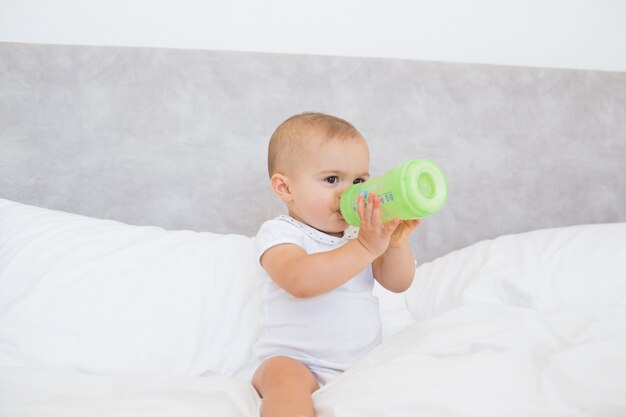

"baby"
[252, 112, 419, 417]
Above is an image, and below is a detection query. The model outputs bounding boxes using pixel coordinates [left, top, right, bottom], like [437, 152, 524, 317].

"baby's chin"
[299, 214, 347, 238]
[320, 221, 348, 237]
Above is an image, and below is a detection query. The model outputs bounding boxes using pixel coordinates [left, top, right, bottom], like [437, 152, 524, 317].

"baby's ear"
[270, 173, 293, 202]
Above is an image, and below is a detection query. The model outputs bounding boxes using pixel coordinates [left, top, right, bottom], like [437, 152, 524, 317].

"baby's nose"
[337, 187, 348, 198]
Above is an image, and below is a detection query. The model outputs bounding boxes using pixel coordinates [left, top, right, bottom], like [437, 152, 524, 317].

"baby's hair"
[268, 112, 364, 177]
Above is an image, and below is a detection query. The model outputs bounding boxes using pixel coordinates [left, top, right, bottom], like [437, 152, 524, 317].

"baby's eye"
[325, 176, 339, 184]
[353, 178, 366, 184]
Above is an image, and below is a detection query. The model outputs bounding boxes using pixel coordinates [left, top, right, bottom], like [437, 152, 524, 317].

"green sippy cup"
[340, 159, 448, 227]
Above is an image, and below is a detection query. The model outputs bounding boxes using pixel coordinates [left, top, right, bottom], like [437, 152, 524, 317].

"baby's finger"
[405, 219, 421, 231]
[370, 194, 384, 227]
[385, 218, 401, 235]
[365, 192, 377, 225]
[356, 192, 367, 222]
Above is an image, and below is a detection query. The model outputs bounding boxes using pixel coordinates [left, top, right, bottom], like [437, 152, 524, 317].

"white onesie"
[254, 215, 382, 385]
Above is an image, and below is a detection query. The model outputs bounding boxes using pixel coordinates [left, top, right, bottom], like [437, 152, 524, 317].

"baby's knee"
[253, 356, 318, 395]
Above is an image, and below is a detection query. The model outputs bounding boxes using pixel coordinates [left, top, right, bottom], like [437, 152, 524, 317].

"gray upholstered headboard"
[1, 42, 625, 262]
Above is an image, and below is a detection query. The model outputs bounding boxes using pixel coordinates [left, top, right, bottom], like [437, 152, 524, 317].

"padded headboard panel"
[1, 42, 625, 262]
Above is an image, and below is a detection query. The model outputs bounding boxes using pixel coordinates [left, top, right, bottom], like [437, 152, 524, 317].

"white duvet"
[0, 368, 260, 417]
[1, 199, 625, 416]
[2, 304, 625, 416]
[316, 304, 626, 416]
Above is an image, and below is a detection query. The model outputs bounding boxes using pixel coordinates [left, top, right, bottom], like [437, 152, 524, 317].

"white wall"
[1, 0, 625, 72]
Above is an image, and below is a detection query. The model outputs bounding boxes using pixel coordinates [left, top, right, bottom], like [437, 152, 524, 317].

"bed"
[1, 42, 626, 416]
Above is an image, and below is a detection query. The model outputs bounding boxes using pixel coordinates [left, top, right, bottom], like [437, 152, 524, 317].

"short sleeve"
[255, 218, 305, 267]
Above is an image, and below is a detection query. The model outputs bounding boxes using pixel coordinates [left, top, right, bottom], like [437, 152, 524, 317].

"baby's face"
[286, 136, 370, 236]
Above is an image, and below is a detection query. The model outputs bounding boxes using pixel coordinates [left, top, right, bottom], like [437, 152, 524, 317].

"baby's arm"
[261, 238, 375, 298]
[261, 193, 396, 299]
[372, 219, 420, 292]
[356, 191, 419, 293]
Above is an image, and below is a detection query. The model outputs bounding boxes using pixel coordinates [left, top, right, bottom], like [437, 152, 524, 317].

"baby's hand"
[389, 219, 421, 248]
[355, 192, 400, 257]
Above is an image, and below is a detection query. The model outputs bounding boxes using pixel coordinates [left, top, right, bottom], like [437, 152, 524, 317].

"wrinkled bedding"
[0, 368, 260, 417]
[1, 199, 625, 416]
[316, 304, 626, 416]
[2, 304, 625, 416]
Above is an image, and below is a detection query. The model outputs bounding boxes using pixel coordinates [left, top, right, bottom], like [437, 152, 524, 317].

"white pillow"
[0, 198, 261, 377]
[404, 223, 626, 319]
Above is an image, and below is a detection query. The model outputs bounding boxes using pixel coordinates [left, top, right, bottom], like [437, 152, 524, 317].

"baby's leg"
[253, 356, 320, 417]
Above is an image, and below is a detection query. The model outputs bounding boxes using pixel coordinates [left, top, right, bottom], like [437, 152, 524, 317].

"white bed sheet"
[2, 199, 626, 416]
[313, 222, 626, 417]
[3, 303, 624, 417]
[0, 367, 260, 417]
[315, 303, 626, 417]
